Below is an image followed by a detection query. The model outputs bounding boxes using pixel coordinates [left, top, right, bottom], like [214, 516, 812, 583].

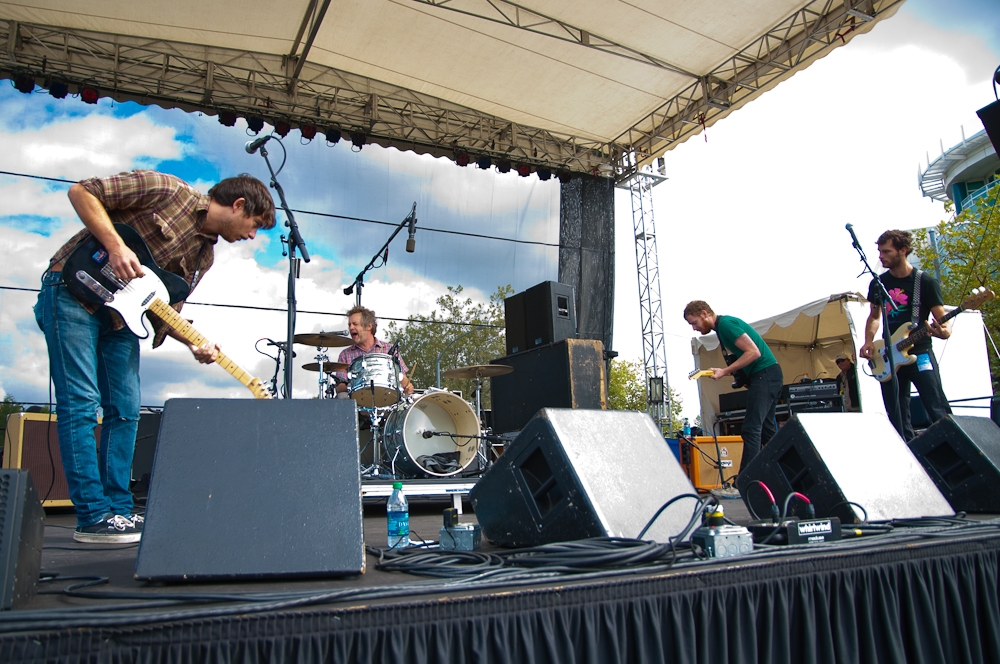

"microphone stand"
[344, 203, 416, 306]
[846, 225, 904, 437]
[254, 139, 310, 397]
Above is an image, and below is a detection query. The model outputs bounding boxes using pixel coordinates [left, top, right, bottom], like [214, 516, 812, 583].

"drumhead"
[384, 392, 480, 477]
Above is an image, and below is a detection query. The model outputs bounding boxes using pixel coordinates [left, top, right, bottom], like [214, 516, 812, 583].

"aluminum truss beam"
[620, 156, 670, 430]
[0, 20, 618, 175]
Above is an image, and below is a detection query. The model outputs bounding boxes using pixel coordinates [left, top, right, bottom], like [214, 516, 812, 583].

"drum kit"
[293, 332, 514, 481]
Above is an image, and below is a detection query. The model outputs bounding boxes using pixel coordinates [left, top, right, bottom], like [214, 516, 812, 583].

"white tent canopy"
[0, 0, 904, 175]
[692, 293, 993, 429]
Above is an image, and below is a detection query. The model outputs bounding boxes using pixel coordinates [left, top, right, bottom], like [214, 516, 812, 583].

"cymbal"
[302, 361, 349, 373]
[441, 364, 514, 380]
[293, 332, 353, 347]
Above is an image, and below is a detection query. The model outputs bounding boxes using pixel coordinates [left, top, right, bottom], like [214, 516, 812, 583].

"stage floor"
[24, 495, 753, 611]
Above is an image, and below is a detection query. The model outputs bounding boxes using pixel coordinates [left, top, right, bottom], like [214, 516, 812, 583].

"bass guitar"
[62, 223, 272, 399]
[868, 287, 994, 383]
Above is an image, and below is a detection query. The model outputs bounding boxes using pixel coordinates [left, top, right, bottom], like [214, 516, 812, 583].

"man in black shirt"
[859, 230, 952, 440]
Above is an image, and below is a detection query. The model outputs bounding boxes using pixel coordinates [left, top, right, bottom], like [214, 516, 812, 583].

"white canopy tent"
[0, 0, 904, 175]
[691, 293, 994, 430]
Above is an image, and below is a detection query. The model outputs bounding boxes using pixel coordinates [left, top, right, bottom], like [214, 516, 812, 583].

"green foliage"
[386, 285, 512, 408]
[606, 358, 684, 433]
[913, 185, 1000, 392]
[0, 394, 25, 453]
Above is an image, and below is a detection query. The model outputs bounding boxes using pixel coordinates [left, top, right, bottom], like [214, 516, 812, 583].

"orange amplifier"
[681, 435, 744, 491]
[2, 412, 100, 507]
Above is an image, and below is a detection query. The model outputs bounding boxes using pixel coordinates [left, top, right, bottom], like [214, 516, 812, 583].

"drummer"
[333, 305, 415, 397]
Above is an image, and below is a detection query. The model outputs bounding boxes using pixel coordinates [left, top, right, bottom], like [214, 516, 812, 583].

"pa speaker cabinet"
[978, 99, 1000, 154]
[737, 413, 952, 524]
[135, 399, 364, 581]
[504, 281, 577, 355]
[909, 415, 1000, 513]
[2, 412, 100, 507]
[0, 470, 45, 610]
[683, 436, 743, 491]
[490, 338, 606, 434]
[470, 409, 697, 547]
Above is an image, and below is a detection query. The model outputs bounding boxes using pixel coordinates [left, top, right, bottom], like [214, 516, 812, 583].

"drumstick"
[406, 361, 418, 389]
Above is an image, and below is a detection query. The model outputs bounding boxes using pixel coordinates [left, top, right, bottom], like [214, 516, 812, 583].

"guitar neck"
[148, 299, 263, 394]
[895, 305, 963, 351]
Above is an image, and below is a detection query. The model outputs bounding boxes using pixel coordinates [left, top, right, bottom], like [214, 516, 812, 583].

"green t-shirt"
[715, 315, 777, 376]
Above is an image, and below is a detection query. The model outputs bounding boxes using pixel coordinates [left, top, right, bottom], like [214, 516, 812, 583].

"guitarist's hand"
[859, 342, 875, 360]
[190, 342, 220, 364]
[108, 244, 145, 281]
[710, 367, 727, 380]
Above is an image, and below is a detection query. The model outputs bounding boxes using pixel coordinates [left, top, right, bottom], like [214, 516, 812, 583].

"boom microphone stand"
[248, 135, 310, 397]
[846, 224, 904, 436]
[344, 203, 417, 306]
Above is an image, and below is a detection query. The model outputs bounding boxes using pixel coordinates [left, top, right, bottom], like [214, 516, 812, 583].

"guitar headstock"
[688, 369, 714, 380]
[961, 287, 996, 311]
[247, 378, 273, 400]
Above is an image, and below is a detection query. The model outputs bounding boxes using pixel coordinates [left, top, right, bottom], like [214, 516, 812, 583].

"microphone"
[245, 135, 272, 154]
[845, 223, 861, 249]
[422, 430, 435, 439]
[406, 216, 417, 253]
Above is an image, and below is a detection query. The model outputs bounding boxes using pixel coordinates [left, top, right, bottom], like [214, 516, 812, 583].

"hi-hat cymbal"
[441, 364, 514, 380]
[293, 332, 353, 347]
[302, 361, 349, 373]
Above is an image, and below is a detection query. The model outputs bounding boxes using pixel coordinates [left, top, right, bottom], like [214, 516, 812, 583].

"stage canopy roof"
[0, 0, 901, 177]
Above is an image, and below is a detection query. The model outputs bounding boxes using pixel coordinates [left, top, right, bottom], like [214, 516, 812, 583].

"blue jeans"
[34, 272, 140, 527]
[740, 363, 784, 472]
[880, 348, 951, 441]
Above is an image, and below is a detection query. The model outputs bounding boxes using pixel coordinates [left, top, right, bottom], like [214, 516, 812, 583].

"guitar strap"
[911, 268, 923, 327]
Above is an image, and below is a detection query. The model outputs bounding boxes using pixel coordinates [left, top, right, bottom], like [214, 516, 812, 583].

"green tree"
[386, 285, 512, 408]
[913, 186, 1000, 391]
[0, 394, 25, 454]
[606, 358, 684, 433]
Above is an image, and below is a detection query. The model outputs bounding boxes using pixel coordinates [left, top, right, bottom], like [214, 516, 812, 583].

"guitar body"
[60, 224, 271, 399]
[868, 324, 919, 382]
[63, 223, 190, 307]
[723, 353, 749, 389]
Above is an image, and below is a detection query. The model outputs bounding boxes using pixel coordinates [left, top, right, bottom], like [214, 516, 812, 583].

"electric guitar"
[688, 369, 714, 380]
[688, 354, 749, 389]
[62, 223, 272, 399]
[868, 287, 994, 383]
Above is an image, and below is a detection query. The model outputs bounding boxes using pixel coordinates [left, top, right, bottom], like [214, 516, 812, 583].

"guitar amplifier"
[2, 413, 98, 507]
[785, 381, 839, 402]
[681, 436, 744, 490]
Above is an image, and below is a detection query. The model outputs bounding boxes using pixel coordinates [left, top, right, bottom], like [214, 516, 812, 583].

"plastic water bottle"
[682, 418, 691, 437]
[387, 481, 410, 548]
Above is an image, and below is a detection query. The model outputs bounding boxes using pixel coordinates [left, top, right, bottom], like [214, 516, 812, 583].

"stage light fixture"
[517, 164, 531, 177]
[350, 131, 367, 148]
[47, 80, 68, 99]
[455, 152, 470, 167]
[536, 168, 552, 181]
[274, 121, 291, 137]
[557, 170, 572, 184]
[13, 73, 35, 94]
[300, 124, 317, 140]
[218, 110, 238, 127]
[496, 159, 511, 174]
[246, 116, 265, 133]
[80, 86, 99, 104]
[325, 127, 342, 144]
[477, 156, 492, 169]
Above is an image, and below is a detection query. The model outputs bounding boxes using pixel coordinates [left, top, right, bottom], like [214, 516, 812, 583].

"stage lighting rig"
[496, 159, 511, 173]
[218, 110, 238, 127]
[455, 152, 470, 167]
[246, 116, 265, 134]
[47, 80, 68, 99]
[536, 168, 552, 181]
[274, 120, 291, 138]
[300, 124, 317, 141]
[477, 156, 492, 169]
[517, 164, 531, 177]
[351, 131, 367, 149]
[80, 86, 99, 104]
[13, 73, 35, 94]
[325, 127, 342, 144]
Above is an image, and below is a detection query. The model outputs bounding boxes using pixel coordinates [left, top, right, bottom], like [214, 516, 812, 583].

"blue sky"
[1, 0, 999, 415]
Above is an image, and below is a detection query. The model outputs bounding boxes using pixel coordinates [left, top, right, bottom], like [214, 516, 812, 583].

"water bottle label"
[387, 510, 409, 547]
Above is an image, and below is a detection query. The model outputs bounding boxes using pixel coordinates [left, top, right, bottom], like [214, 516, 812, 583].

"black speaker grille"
[777, 445, 815, 494]
[924, 442, 976, 488]
[518, 445, 564, 518]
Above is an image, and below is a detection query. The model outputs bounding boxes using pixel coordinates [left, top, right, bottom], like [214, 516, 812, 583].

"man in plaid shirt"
[334, 305, 415, 397]
[34, 170, 275, 543]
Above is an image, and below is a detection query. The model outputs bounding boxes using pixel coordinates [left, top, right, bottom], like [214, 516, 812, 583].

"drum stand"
[314, 350, 331, 400]
[359, 380, 404, 480]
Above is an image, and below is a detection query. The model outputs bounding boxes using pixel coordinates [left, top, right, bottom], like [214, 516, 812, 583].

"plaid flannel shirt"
[49, 170, 216, 347]
[335, 339, 409, 383]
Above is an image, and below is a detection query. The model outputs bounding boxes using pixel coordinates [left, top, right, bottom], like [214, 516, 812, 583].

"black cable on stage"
[636, 493, 702, 539]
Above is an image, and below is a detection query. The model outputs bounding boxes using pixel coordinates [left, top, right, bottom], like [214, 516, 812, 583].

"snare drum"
[383, 391, 480, 477]
[347, 353, 401, 408]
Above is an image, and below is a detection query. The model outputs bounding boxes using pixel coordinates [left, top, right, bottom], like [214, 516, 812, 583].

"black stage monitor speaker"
[737, 413, 952, 524]
[0, 470, 45, 610]
[490, 338, 606, 434]
[470, 409, 697, 547]
[908, 415, 1000, 514]
[504, 281, 577, 355]
[135, 399, 364, 581]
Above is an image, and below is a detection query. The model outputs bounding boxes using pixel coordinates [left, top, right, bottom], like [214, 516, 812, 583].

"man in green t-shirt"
[684, 300, 784, 472]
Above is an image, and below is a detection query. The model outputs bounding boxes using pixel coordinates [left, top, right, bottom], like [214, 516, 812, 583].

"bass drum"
[383, 392, 480, 477]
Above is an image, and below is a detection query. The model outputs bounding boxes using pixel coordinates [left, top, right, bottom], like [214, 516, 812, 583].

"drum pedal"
[439, 508, 482, 551]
